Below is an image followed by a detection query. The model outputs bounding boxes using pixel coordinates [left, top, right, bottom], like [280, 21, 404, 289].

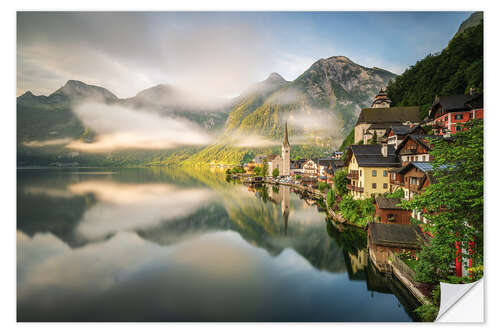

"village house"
[375, 196, 412, 225]
[354, 91, 421, 144]
[367, 223, 424, 272]
[430, 91, 483, 135]
[290, 159, 307, 176]
[345, 144, 400, 199]
[332, 151, 344, 160]
[386, 124, 425, 149]
[253, 154, 266, 167]
[302, 159, 318, 177]
[394, 134, 447, 165]
[243, 161, 256, 173]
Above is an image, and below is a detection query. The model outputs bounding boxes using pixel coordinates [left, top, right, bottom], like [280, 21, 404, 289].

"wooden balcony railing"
[346, 184, 364, 193]
[347, 170, 359, 180]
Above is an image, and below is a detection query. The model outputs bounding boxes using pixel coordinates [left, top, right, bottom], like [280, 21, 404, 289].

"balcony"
[347, 170, 359, 180]
[400, 148, 417, 155]
[346, 184, 364, 193]
[390, 179, 404, 186]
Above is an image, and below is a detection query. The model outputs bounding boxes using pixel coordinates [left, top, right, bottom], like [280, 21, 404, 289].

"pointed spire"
[283, 122, 290, 147]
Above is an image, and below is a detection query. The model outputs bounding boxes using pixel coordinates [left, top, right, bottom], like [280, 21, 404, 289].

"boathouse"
[367, 223, 422, 272]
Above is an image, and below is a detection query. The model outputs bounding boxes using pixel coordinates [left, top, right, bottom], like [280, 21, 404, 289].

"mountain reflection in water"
[17, 168, 419, 322]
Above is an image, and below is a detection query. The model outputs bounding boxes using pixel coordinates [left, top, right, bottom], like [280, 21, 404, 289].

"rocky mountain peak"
[49, 80, 118, 103]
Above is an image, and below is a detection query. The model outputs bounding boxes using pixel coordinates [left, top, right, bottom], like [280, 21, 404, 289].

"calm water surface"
[17, 168, 420, 321]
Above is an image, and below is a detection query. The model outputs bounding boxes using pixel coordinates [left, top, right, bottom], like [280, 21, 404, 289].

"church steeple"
[283, 122, 290, 147]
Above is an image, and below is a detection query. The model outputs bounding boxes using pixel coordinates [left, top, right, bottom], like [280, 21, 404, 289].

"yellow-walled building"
[345, 144, 401, 199]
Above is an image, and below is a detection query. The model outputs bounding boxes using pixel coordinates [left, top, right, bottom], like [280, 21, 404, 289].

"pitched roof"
[368, 223, 422, 249]
[356, 106, 421, 125]
[430, 93, 482, 118]
[395, 134, 444, 155]
[347, 144, 400, 167]
[375, 197, 405, 210]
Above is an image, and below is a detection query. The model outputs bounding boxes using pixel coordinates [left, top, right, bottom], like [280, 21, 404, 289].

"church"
[267, 122, 291, 177]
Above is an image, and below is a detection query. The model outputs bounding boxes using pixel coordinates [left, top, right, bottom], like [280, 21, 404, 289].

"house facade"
[430, 92, 483, 135]
[386, 125, 425, 149]
[345, 144, 400, 199]
[375, 196, 412, 225]
[354, 106, 421, 143]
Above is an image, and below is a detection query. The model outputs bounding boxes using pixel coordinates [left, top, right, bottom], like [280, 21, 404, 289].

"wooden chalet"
[430, 92, 483, 135]
[375, 196, 411, 225]
[368, 223, 423, 272]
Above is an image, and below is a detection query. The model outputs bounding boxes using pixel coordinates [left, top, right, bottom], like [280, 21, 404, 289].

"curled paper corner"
[436, 278, 484, 322]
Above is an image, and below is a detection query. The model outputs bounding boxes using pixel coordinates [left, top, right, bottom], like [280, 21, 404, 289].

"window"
[359, 170, 362, 176]
[388, 214, 395, 222]
[372, 183, 377, 189]
[383, 170, 388, 177]
[372, 170, 377, 177]
[455, 114, 463, 120]
[444, 116, 448, 122]
[456, 125, 462, 132]
[383, 183, 388, 189]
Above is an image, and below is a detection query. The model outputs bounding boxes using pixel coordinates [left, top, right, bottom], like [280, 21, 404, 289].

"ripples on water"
[17, 168, 420, 322]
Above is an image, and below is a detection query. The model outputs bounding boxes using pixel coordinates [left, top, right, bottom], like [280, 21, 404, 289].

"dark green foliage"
[317, 181, 330, 192]
[401, 120, 483, 284]
[326, 189, 335, 208]
[338, 195, 375, 227]
[333, 170, 348, 196]
[385, 188, 404, 199]
[414, 287, 440, 322]
[339, 128, 354, 152]
[387, 22, 483, 119]
[272, 168, 279, 178]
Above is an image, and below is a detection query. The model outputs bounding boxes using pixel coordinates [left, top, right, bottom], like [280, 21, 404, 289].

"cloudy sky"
[17, 11, 472, 98]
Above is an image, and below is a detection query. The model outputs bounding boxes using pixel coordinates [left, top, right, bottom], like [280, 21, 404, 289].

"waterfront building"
[430, 91, 483, 135]
[345, 144, 400, 199]
[290, 159, 307, 175]
[374, 196, 411, 225]
[303, 159, 318, 177]
[367, 223, 423, 272]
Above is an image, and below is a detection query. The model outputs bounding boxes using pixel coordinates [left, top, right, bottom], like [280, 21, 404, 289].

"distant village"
[230, 87, 483, 305]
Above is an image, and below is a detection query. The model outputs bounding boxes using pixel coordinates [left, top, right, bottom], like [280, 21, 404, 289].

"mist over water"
[17, 168, 420, 322]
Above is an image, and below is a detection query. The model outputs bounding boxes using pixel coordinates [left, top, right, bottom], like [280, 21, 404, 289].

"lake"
[17, 167, 420, 322]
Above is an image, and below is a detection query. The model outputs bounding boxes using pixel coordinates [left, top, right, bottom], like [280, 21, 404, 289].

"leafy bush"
[272, 168, 279, 178]
[385, 188, 404, 199]
[317, 181, 330, 192]
[338, 195, 375, 227]
[326, 189, 335, 208]
[333, 170, 348, 196]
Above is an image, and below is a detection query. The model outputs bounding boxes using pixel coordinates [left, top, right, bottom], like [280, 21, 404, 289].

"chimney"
[381, 143, 388, 157]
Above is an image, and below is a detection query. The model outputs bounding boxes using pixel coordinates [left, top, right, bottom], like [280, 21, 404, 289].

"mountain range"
[17, 55, 396, 166]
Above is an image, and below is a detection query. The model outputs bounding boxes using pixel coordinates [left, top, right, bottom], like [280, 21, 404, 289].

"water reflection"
[17, 168, 418, 321]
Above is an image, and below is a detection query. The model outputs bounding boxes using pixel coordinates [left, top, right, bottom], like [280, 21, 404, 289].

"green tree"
[253, 166, 262, 176]
[369, 131, 378, 144]
[317, 181, 330, 192]
[333, 170, 349, 196]
[272, 168, 279, 178]
[385, 188, 404, 199]
[401, 120, 483, 284]
[326, 189, 335, 208]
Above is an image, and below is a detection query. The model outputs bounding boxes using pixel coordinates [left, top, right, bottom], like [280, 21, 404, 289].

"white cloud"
[66, 102, 214, 152]
[67, 180, 217, 240]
